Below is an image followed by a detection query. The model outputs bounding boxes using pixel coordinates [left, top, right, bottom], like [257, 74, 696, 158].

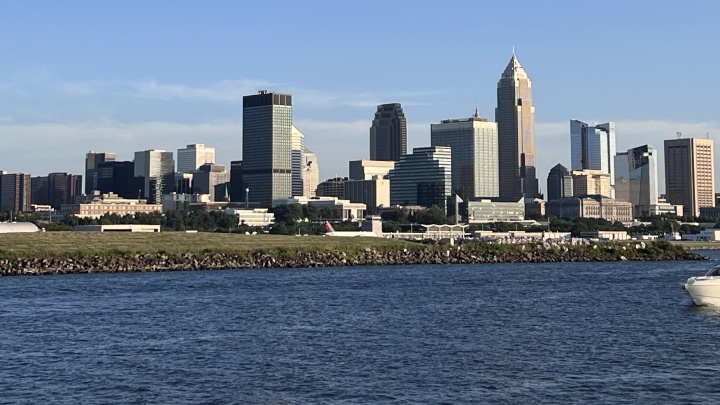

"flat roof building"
[242, 90, 293, 207]
[665, 137, 714, 217]
[388, 146, 452, 212]
[177, 144, 215, 174]
[431, 110, 499, 200]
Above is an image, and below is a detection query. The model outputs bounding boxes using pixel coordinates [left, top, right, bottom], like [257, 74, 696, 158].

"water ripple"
[2, 255, 720, 403]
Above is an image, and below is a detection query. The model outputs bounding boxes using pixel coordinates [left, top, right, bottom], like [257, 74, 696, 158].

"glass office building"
[570, 120, 616, 197]
[134, 149, 174, 204]
[242, 90, 293, 207]
[388, 146, 452, 212]
[627, 145, 658, 216]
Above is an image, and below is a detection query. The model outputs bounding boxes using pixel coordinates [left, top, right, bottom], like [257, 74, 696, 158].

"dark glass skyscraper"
[85, 151, 116, 194]
[242, 90, 293, 207]
[97, 161, 138, 199]
[370, 103, 407, 161]
[496, 54, 540, 198]
[546, 164, 572, 201]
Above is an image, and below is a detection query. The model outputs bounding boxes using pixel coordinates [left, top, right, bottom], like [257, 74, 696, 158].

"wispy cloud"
[129, 79, 273, 102]
[56, 81, 108, 96]
[10, 74, 442, 108]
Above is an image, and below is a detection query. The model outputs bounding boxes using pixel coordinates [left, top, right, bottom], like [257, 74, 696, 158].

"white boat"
[684, 265, 720, 306]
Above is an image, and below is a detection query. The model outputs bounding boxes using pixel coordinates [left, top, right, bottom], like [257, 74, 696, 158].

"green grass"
[0, 232, 418, 259]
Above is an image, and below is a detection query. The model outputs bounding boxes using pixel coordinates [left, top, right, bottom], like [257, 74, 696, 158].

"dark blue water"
[3, 253, 720, 404]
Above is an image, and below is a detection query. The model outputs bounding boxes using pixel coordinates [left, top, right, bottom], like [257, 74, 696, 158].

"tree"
[271, 204, 303, 224]
[302, 204, 319, 221]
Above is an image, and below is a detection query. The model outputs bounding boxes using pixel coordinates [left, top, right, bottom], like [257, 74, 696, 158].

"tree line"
[1, 204, 716, 236]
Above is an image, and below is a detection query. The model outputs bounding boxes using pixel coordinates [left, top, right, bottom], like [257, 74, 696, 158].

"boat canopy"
[705, 266, 720, 277]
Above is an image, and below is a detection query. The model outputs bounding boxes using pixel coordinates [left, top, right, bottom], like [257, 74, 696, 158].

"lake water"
[2, 252, 720, 404]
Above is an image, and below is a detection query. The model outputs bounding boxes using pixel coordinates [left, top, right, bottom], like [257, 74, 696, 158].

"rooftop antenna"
[707, 132, 710, 139]
[676, 131, 682, 139]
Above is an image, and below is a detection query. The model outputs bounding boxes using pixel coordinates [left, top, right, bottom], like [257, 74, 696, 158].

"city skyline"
[1, 2, 720, 193]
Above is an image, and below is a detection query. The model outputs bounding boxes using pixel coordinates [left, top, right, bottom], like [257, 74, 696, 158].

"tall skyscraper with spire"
[370, 103, 407, 161]
[495, 53, 539, 198]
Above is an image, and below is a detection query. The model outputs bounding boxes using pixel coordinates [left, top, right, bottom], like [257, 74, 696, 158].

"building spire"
[474, 106, 480, 118]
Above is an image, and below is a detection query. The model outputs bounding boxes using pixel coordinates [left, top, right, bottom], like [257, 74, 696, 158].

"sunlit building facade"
[177, 144, 215, 174]
[431, 109, 498, 200]
[665, 137, 715, 217]
[134, 149, 174, 204]
[496, 54, 539, 198]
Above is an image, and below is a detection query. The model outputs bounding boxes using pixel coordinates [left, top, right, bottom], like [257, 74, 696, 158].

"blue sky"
[2, 1, 720, 193]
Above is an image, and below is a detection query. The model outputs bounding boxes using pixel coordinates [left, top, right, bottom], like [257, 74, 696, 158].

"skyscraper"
[242, 90, 293, 207]
[229, 160, 244, 202]
[302, 147, 319, 198]
[546, 164, 572, 201]
[97, 161, 138, 199]
[85, 151, 116, 194]
[177, 144, 215, 174]
[431, 109, 498, 200]
[664, 137, 714, 217]
[44, 173, 82, 210]
[0, 173, 32, 213]
[614, 152, 630, 203]
[291, 126, 305, 197]
[570, 120, 616, 197]
[388, 146, 452, 211]
[627, 145, 658, 216]
[370, 103, 407, 161]
[134, 149, 174, 204]
[496, 54, 539, 198]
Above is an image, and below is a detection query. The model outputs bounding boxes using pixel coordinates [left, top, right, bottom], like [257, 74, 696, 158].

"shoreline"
[0, 240, 706, 276]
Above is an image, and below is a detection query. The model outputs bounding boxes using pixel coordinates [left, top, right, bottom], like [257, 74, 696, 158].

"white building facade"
[177, 144, 216, 174]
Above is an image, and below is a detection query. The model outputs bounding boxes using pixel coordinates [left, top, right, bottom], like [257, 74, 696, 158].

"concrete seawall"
[0, 241, 706, 276]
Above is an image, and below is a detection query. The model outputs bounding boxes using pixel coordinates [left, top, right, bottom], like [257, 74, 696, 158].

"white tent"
[0, 222, 40, 233]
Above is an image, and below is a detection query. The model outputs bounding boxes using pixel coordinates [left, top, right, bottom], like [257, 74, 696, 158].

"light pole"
[245, 188, 250, 209]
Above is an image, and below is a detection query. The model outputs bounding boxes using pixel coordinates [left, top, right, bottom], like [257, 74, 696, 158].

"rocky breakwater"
[0, 240, 706, 276]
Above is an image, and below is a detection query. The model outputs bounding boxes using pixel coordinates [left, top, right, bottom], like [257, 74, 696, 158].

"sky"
[2, 1, 720, 194]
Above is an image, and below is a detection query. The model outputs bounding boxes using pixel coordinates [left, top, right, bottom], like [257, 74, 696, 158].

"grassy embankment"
[0, 232, 703, 264]
[0, 232, 417, 260]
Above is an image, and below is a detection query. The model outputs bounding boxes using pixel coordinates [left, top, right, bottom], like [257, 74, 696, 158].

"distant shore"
[0, 233, 705, 276]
